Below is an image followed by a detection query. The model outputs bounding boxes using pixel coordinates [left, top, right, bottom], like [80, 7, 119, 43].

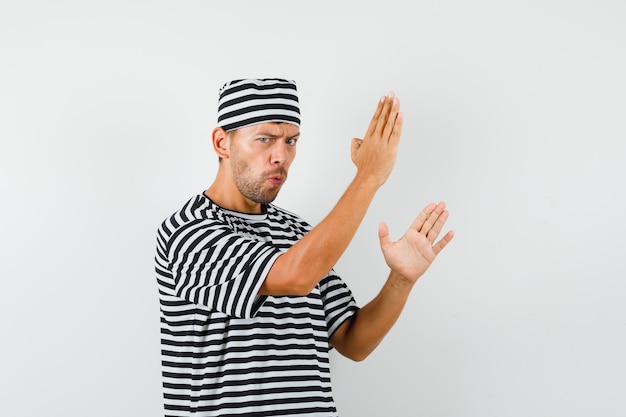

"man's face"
[228, 122, 300, 205]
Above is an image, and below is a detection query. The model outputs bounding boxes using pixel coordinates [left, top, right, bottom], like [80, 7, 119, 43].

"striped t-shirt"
[155, 194, 359, 416]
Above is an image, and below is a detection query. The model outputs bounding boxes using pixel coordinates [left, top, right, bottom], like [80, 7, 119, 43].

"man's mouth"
[268, 175, 284, 186]
[267, 169, 287, 186]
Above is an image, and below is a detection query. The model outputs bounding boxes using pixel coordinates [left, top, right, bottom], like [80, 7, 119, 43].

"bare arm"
[259, 93, 403, 295]
[330, 202, 455, 361]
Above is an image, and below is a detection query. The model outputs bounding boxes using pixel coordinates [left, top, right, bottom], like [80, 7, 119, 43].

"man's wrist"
[388, 270, 416, 292]
[352, 172, 385, 192]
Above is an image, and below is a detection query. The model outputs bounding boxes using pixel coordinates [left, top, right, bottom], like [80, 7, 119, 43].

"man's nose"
[271, 141, 287, 164]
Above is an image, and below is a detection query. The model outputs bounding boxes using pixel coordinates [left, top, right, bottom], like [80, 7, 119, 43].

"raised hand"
[351, 92, 403, 188]
[378, 202, 454, 284]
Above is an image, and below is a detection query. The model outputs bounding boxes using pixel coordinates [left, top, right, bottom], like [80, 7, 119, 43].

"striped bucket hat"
[217, 78, 300, 132]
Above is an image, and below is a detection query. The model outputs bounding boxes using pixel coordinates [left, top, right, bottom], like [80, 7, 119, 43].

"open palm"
[378, 202, 454, 283]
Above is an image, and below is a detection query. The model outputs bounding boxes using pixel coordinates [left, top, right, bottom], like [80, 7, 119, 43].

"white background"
[1, 1, 625, 416]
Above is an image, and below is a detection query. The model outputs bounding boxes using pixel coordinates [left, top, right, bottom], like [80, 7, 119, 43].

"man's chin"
[263, 193, 280, 204]
[251, 190, 280, 205]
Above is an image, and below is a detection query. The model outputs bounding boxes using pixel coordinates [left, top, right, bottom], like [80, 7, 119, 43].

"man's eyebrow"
[256, 131, 300, 139]
[256, 131, 280, 138]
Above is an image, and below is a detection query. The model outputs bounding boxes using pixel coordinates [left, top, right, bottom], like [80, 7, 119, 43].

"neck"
[204, 182, 263, 214]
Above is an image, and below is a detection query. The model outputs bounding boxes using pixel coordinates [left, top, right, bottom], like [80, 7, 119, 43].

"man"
[155, 78, 454, 416]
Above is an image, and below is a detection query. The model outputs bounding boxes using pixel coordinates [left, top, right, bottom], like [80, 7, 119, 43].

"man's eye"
[286, 139, 297, 146]
[259, 137, 270, 143]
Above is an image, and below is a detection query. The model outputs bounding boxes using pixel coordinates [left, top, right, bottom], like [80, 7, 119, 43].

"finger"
[410, 202, 437, 231]
[373, 92, 395, 137]
[426, 209, 449, 243]
[381, 97, 401, 142]
[388, 111, 403, 147]
[432, 230, 455, 256]
[419, 202, 446, 236]
[364, 95, 387, 140]
[378, 221, 392, 249]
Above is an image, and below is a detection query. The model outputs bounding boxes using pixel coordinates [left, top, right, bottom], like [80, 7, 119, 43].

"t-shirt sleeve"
[319, 271, 359, 337]
[166, 219, 282, 319]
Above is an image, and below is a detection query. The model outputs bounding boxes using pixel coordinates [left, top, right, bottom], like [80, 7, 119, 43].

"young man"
[155, 78, 454, 416]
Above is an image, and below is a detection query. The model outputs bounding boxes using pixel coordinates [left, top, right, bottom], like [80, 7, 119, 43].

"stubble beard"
[231, 155, 286, 205]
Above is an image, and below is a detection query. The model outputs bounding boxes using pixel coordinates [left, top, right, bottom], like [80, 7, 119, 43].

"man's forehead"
[241, 122, 300, 137]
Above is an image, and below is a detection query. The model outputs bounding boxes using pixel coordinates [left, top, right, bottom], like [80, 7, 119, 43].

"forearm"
[260, 175, 380, 295]
[259, 93, 402, 296]
[332, 201, 454, 361]
[332, 271, 414, 361]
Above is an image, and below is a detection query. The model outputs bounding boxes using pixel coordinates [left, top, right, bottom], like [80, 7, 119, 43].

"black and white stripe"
[155, 194, 358, 416]
[217, 78, 300, 132]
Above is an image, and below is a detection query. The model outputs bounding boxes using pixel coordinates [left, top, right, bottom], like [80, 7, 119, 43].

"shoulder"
[266, 204, 310, 227]
[158, 194, 226, 238]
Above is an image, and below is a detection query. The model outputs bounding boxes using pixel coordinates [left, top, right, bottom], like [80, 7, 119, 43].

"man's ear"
[212, 127, 230, 159]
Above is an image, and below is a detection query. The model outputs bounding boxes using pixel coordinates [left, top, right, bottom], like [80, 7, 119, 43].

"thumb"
[351, 137, 363, 156]
[378, 221, 391, 249]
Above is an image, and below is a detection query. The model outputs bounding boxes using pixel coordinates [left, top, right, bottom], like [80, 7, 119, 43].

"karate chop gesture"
[351, 92, 403, 188]
[378, 202, 455, 284]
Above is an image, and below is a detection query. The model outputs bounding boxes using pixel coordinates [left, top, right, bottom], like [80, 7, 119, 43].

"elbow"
[344, 352, 370, 362]
[347, 352, 369, 362]
[294, 284, 317, 296]
[335, 345, 372, 362]
[283, 281, 317, 296]
[259, 276, 317, 296]
[261, 255, 322, 296]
